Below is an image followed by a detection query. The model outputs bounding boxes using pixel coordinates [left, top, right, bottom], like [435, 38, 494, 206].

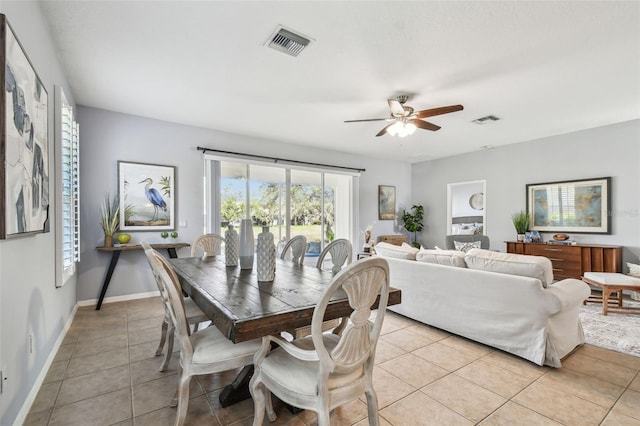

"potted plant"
[511, 210, 530, 242]
[402, 204, 424, 248]
[101, 193, 120, 247]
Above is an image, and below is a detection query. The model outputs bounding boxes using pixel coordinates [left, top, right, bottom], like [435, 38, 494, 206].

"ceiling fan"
[344, 95, 463, 137]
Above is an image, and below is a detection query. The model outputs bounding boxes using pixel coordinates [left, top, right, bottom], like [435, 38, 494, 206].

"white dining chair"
[250, 257, 390, 426]
[140, 241, 208, 372]
[316, 238, 353, 273]
[191, 233, 225, 257]
[280, 235, 307, 265]
[144, 247, 262, 426]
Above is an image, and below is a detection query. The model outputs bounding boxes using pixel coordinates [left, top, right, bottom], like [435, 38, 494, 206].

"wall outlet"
[179, 220, 188, 228]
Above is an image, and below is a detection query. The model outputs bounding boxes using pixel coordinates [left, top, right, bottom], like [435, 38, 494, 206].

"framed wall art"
[378, 185, 396, 220]
[526, 177, 611, 234]
[1, 14, 49, 239]
[118, 161, 175, 231]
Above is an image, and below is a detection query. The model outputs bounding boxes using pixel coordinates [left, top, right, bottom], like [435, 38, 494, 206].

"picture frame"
[526, 177, 611, 234]
[118, 161, 175, 231]
[378, 185, 396, 220]
[1, 14, 49, 239]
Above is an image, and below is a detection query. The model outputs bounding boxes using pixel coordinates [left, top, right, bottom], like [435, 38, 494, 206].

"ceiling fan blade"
[388, 99, 405, 116]
[344, 118, 389, 123]
[376, 122, 395, 137]
[412, 119, 441, 131]
[415, 104, 464, 119]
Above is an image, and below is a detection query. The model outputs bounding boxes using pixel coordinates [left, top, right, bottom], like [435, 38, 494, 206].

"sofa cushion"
[464, 248, 554, 288]
[454, 240, 482, 253]
[375, 242, 419, 260]
[416, 249, 467, 268]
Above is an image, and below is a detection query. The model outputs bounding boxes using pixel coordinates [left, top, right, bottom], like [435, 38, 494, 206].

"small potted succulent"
[101, 193, 120, 247]
[511, 211, 530, 242]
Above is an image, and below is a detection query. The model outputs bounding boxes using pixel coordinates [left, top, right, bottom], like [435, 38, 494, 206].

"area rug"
[579, 299, 640, 357]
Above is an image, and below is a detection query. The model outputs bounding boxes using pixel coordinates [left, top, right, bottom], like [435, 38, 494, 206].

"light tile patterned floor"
[25, 297, 640, 425]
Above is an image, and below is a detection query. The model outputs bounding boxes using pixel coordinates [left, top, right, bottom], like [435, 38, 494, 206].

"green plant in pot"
[511, 210, 530, 242]
[101, 193, 120, 247]
[402, 204, 424, 248]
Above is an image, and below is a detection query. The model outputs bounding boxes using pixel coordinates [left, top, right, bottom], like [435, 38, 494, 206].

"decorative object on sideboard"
[256, 226, 276, 281]
[402, 204, 424, 248]
[225, 224, 239, 266]
[553, 233, 570, 241]
[116, 233, 131, 244]
[239, 218, 254, 269]
[511, 210, 530, 242]
[362, 224, 373, 253]
[170, 231, 178, 239]
[100, 193, 120, 247]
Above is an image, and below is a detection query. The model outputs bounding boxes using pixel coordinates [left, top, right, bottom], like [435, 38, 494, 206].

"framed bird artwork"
[118, 161, 175, 231]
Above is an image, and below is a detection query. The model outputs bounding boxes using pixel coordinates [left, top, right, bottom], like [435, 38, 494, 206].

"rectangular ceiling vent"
[266, 26, 311, 57]
[472, 115, 501, 125]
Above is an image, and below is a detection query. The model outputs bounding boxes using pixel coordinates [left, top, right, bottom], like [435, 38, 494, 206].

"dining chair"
[144, 247, 263, 426]
[250, 257, 390, 426]
[316, 238, 353, 273]
[280, 235, 307, 265]
[191, 233, 225, 257]
[141, 241, 209, 372]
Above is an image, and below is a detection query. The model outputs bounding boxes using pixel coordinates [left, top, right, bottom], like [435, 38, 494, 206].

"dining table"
[168, 255, 402, 406]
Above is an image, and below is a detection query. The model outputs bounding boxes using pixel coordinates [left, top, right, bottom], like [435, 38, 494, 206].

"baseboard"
[77, 290, 160, 307]
[14, 304, 79, 426]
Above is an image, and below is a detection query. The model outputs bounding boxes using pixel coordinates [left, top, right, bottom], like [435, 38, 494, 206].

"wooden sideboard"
[505, 241, 622, 281]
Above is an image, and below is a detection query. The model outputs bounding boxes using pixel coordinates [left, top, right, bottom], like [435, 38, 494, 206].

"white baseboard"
[14, 304, 78, 426]
[77, 290, 160, 307]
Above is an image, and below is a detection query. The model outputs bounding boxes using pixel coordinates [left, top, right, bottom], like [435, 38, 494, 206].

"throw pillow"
[464, 248, 554, 288]
[416, 249, 467, 268]
[454, 240, 482, 253]
[374, 242, 419, 260]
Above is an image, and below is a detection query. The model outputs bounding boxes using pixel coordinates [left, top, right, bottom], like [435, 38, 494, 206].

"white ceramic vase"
[225, 224, 239, 266]
[256, 226, 276, 281]
[239, 219, 254, 269]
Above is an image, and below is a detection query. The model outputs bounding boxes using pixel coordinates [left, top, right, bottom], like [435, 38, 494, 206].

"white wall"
[76, 107, 412, 302]
[0, 3, 77, 425]
[412, 120, 640, 267]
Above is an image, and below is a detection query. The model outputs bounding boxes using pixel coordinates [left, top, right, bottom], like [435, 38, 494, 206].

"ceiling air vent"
[266, 26, 311, 57]
[472, 115, 501, 125]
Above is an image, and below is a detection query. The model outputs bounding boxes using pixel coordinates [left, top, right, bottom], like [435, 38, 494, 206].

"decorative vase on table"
[239, 219, 254, 269]
[104, 235, 113, 248]
[257, 226, 276, 282]
[225, 224, 239, 266]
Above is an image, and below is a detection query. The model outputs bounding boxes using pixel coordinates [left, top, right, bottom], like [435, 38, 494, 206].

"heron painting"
[118, 161, 175, 231]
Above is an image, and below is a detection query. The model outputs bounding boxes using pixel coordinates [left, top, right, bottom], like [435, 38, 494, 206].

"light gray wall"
[0, 2, 77, 425]
[412, 119, 640, 267]
[76, 107, 412, 302]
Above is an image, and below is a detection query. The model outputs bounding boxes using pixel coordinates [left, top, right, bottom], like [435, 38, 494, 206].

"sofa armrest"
[546, 279, 591, 310]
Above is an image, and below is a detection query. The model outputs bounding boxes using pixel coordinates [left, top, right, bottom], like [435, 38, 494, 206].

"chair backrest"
[144, 247, 195, 359]
[191, 234, 225, 257]
[280, 235, 307, 265]
[316, 239, 353, 273]
[311, 257, 389, 374]
[445, 234, 490, 250]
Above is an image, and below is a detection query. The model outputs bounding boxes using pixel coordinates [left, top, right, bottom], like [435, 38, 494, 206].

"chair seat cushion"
[190, 326, 262, 365]
[260, 334, 364, 396]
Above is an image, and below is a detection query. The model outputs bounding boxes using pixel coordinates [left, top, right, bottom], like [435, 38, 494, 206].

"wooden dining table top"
[169, 256, 402, 343]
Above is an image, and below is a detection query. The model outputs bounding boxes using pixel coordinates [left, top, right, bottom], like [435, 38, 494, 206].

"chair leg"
[160, 324, 175, 372]
[265, 388, 276, 422]
[174, 371, 191, 426]
[365, 388, 379, 426]
[249, 374, 266, 426]
[316, 406, 331, 426]
[156, 320, 169, 356]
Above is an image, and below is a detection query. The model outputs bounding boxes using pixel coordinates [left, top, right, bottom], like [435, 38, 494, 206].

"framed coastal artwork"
[1, 14, 50, 239]
[118, 161, 175, 231]
[526, 177, 611, 234]
[378, 185, 396, 220]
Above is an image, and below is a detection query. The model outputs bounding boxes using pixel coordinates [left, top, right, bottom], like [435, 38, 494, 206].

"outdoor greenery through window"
[211, 159, 355, 260]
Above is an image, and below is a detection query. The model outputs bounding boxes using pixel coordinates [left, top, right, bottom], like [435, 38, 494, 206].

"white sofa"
[375, 244, 591, 367]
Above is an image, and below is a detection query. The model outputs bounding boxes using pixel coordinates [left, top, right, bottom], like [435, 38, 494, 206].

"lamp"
[388, 120, 416, 138]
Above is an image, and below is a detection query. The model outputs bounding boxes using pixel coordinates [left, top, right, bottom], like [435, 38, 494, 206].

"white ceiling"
[38, 1, 640, 163]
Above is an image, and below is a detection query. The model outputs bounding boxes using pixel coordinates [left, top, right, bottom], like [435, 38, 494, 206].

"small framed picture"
[118, 161, 175, 231]
[378, 185, 396, 220]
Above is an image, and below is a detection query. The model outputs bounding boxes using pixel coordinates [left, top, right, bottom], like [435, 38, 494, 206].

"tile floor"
[25, 297, 640, 426]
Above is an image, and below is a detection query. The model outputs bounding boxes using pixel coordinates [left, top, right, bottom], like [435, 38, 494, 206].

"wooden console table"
[95, 242, 190, 310]
[505, 241, 622, 281]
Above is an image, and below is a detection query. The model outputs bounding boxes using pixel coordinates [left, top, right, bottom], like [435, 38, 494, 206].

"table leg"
[167, 248, 178, 258]
[219, 365, 254, 407]
[96, 251, 122, 310]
